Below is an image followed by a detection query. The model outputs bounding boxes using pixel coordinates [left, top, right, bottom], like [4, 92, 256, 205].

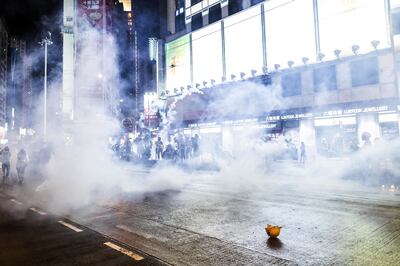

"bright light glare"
[224, 5, 263, 77]
[265, 0, 316, 69]
[192, 23, 223, 85]
[318, 0, 389, 57]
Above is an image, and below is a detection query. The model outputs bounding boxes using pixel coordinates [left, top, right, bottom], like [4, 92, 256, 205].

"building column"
[221, 0, 229, 18]
[222, 126, 234, 155]
[167, 0, 176, 34]
[203, 10, 209, 27]
[357, 113, 380, 145]
[299, 119, 317, 159]
[242, 0, 251, 9]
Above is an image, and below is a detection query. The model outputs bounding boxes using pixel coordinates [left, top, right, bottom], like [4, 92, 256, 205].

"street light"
[39, 32, 53, 142]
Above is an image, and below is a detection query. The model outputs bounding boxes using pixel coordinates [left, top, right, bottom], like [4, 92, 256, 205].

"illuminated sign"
[318, 0, 389, 57]
[264, 0, 316, 69]
[192, 23, 223, 85]
[224, 5, 263, 77]
[166, 35, 191, 91]
[79, 0, 113, 29]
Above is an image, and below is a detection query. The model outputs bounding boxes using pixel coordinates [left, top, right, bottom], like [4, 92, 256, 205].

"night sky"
[0, 0, 62, 44]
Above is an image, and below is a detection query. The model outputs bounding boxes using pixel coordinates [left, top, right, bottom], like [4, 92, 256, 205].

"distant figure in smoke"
[185, 136, 192, 159]
[163, 144, 177, 161]
[16, 149, 28, 185]
[0, 146, 11, 183]
[361, 132, 372, 147]
[300, 142, 306, 165]
[177, 134, 186, 160]
[122, 137, 132, 161]
[155, 137, 164, 160]
[192, 134, 200, 157]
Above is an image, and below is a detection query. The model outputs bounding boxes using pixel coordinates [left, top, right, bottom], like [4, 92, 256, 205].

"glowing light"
[97, 73, 103, 79]
[118, 0, 132, 11]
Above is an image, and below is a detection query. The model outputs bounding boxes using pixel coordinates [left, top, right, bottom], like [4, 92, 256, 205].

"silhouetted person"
[0, 146, 11, 183]
[192, 134, 200, 157]
[16, 149, 28, 184]
[163, 144, 177, 161]
[155, 137, 164, 160]
[300, 142, 306, 165]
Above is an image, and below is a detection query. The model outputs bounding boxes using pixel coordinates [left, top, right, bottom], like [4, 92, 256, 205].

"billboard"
[165, 35, 192, 92]
[224, 5, 264, 77]
[318, 0, 389, 56]
[264, 0, 316, 69]
[79, 0, 113, 29]
[192, 22, 223, 85]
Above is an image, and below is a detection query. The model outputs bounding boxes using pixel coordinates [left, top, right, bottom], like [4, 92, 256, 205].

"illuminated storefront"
[162, 0, 400, 155]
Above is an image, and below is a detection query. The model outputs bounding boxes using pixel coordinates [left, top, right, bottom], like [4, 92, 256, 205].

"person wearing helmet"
[0, 146, 11, 184]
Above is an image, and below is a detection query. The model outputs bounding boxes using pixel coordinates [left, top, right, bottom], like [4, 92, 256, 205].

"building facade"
[159, 0, 400, 156]
[6, 37, 32, 141]
[0, 18, 7, 137]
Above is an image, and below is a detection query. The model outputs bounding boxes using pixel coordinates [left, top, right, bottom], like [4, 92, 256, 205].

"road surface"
[0, 191, 167, 266]
[2, 169, 400, 265]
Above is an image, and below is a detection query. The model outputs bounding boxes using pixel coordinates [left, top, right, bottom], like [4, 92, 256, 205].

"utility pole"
[39, 32, 53, 142]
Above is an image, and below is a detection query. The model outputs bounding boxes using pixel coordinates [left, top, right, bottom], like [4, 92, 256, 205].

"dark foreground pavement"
[2, 169, 400, 265]
[0, 192, 167, 266]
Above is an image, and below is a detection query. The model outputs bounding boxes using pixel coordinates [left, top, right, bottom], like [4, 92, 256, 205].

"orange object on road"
[265, 224, 281, 238]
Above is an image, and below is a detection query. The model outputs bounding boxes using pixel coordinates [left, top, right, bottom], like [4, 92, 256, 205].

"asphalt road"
[0, 192, 166, 266]
[2, 166, 400, 265]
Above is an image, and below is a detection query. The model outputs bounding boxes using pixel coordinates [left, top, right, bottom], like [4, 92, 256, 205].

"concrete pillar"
[221, 0, 229, 18]
[62, 0, 75, 121]
[299, 119, 317, 159]
[222, 126, 234, 155]
[167, 0, 176, 34]
[242, 0, 251, 9]
[185, 17, 191, 32]
[203, 10, 209, 27]
[357, 113, 380, 146]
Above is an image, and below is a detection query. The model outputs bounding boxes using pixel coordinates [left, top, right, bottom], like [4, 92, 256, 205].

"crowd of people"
[0, 146, 28, 185]
[112, 133, 200, 162]
[0, 143, 53, 186]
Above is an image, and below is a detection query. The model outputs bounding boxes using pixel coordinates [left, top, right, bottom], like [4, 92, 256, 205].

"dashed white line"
[29, 207, 47, 216]
[10, 199, 23, 205]
[58, 220, 83, 232]
[104, 242, 144, 261]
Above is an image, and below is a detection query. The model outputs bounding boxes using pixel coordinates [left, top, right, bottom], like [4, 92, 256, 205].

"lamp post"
[39, 32, 53, 142]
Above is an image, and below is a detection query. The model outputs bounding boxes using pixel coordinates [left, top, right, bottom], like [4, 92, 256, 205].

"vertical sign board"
[76, 0, 114, 117]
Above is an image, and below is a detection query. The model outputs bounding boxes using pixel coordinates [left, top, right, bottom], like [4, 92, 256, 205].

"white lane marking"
[116, 224, 153, 239]
[10, 199, 23, 205]
[104, 242, 144, 261]
[29, 207, 47, 216]
[58, 221, 83, 232]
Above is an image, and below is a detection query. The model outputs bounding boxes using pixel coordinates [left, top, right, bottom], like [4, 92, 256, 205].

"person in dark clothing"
[163, 144, 177, 161]
[16, 149, 28, 184]
[192, 134, 200, 157]
[155, 137, 164, 160]
[0, 146, 11, 183]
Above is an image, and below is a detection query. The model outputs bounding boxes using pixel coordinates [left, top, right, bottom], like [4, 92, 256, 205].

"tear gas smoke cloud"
[9, 9, 399, 214]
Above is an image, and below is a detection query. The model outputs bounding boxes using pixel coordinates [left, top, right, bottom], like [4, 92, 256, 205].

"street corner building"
[151, 0, 400, 157]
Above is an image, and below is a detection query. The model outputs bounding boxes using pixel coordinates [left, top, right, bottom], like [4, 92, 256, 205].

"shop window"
[228, 0, 243, 15]
[175, 14, 186, 32]
[251, 0, 264, 6]
[313, 65, 337, 92]
[350, 56, 379, 87]
[392, 11, 400, 35]
[191, 13, 203, 31]
[209, 4, 222, 24]
[281, 72, 301, 97]
[191, 0, 202, 6]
